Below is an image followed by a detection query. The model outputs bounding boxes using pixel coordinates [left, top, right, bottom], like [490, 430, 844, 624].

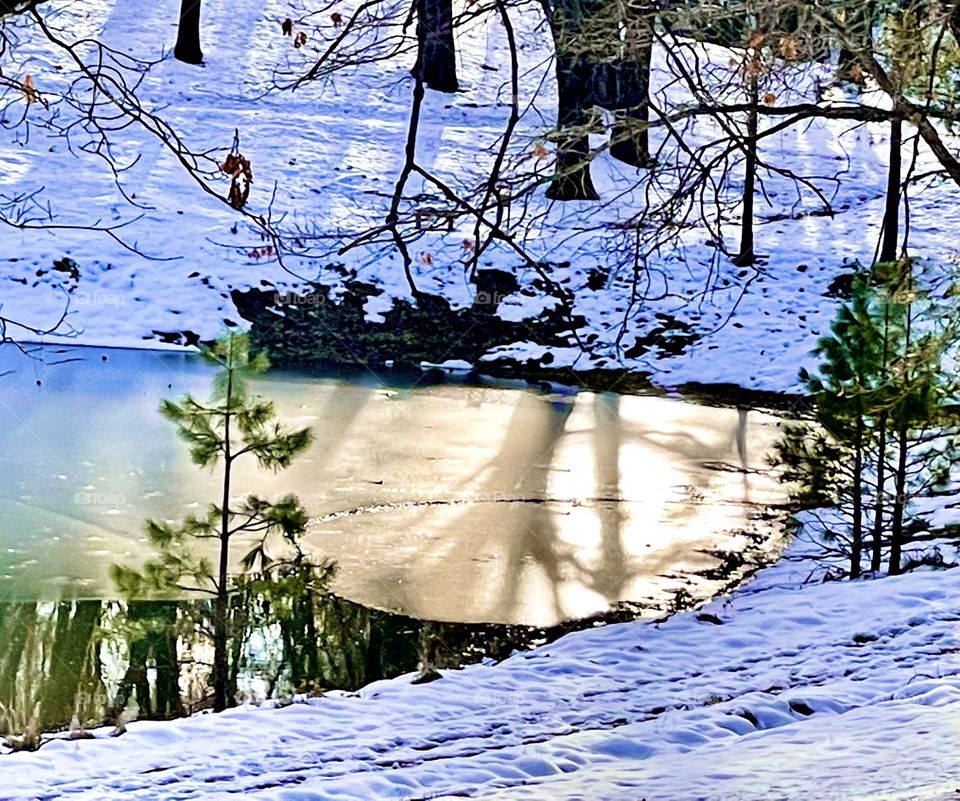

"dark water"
[0, 594, 562, 744]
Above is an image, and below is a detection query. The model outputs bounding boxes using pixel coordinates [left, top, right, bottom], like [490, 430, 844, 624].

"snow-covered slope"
[4, 0, 960, 391]
[4, 547, 960, 800]
[5, 3, 960, 796]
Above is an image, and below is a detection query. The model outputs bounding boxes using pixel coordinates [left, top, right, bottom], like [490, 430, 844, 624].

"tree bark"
[39, 601, 101, 729]
[879, 118, 901, 263]
[414, 0, 458, 92]
[113, 602, 182, 720]
[888, 424, 908, 575]
[0, 604, 37, 715]
[734, 53, 759, 265]
[213, 358, 234, 713]
[870, 409, 888, 572]
[227, 603, 248, 705]
[114, 636, 150, 718]
[174, 0, 203, 65]
[610, 1, 653, 168]
[850, 412, 864, 578]
[547, 0, 599, 200]
[150, 603, 182, 718]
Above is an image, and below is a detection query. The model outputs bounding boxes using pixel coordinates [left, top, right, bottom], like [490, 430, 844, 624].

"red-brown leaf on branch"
[778, 35, 799, 61]
[331, 12, 343, 27]
[22, 74, 37, 104]
[294, 31, 308, 48]
[221, 152, 253, 210]
[281, 18, 293, 36]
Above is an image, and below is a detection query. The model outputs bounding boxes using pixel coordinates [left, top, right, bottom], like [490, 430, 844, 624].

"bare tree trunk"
[879, 118, 901, 263]
[114, 636, 150, 718]
[733, 50, 760, 266]
[850, 412, 864, 578]
[547, 64, 598, 199]
[547, 0, 599, 201]
[0, 604, 37, 714]
[227, 603, 249, 704]
[174, 0, 203, 65]
[610, 1, 653, 168]
[888, 270, 913, 577]
[213, 359, 234, 713]
[734, 55, 759, 266]
[40, 601, 101, 729]
[870, 298, 891, 572]
[152, 603, 182, 719]
[888, 425, 908, 575]
[212, 597, 228, 711]
[414, 0, 458, 92]
[114, 602, 181, 720]
[870, 409, 888, 572]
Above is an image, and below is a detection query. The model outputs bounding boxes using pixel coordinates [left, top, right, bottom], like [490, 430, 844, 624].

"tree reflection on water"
[0, 575, 610, 750]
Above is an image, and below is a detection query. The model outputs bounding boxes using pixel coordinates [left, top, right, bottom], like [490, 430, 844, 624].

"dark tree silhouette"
[39, 601, 102, 729]
[609, 1, 653, 168]
[113, 603, 182, 721]
[734, 47, 760, 266]
[174, 0, 204, 65]
[414, 0, 458, 92]
[879, 119, 902, 264]
[546, 0, 601, 200]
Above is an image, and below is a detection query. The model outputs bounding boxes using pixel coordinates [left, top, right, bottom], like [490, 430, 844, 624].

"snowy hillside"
[4, 1, 960, 797]
[4, 0, 959, 391]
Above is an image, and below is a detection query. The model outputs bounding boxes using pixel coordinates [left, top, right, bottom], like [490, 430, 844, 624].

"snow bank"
[4, 0, 959, 392]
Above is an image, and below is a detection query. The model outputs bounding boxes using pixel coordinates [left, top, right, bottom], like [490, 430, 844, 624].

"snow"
[5, 1, 960, 796]
[3, 538, 960, 799]
[3, 0, 959, 392]
[419, 358, 473, 371]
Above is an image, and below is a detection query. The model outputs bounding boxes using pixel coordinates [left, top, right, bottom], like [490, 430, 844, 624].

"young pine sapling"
[112, 333, 314, 712]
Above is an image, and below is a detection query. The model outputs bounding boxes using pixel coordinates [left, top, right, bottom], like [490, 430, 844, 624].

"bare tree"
[545, 0, 601, 200]
[13, 0, 960, 383]
[415, 0, 458, 91]
[174, 0, 204, 65]
[608, 0, 654, 168]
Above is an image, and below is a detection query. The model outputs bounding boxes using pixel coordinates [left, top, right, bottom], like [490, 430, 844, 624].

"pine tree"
[880, 269, 955, 574]
[793, 272, 893, 576]
[112, 333, 313, 712]
[780, 262, 960, 578]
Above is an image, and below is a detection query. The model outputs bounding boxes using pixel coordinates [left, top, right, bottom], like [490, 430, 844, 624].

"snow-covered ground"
[4, 0, 959, 391]
[5, 2, 960, 796]
[3, 537, 960, 800]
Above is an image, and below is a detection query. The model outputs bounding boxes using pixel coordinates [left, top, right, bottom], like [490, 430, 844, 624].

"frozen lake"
[0, 344, 786, 626]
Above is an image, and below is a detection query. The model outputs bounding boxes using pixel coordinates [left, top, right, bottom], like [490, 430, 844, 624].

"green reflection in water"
[0, 576, 578, 750]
